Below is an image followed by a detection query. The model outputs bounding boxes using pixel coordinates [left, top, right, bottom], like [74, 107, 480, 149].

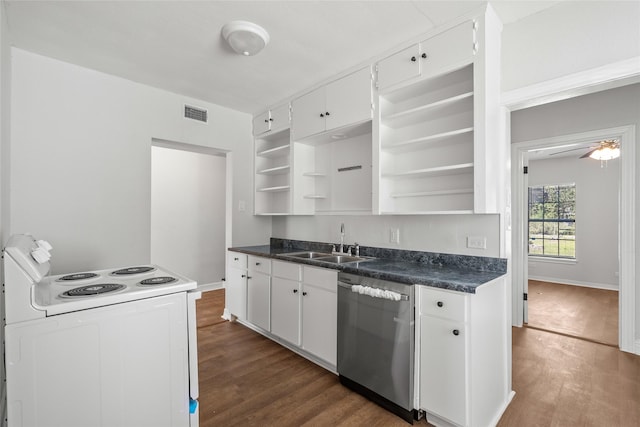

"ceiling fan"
[549, 139, 620, 160]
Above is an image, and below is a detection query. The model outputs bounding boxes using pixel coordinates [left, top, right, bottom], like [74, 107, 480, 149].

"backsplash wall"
[272, 214, 501, 258]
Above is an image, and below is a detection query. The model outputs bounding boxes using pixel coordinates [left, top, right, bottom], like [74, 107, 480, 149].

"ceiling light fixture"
[589, 139, 620, 161]
[221, 21, 269, 56]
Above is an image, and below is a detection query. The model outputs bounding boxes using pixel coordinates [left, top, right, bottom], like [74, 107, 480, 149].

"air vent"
[184, 105, 208, 123]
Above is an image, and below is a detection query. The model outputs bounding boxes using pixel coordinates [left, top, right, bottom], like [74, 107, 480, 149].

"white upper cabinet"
[253, 103, 290, 136]
[374, 9, 502, 215]
[377, 44, 421, 91]
[292, 67, 372, 141]
[377, 21, 474, 92]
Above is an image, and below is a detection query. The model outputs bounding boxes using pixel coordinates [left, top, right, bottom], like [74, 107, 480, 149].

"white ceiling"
[4, 0, 562, 115]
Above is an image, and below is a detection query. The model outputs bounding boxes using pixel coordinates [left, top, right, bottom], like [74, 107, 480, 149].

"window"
[528, 184, 576, 258]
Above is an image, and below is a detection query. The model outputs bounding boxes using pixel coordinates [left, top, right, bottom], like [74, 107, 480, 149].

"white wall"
[9, 48, 270, 274]
[272, 214, 501, 258]
[511, 82, 640, 344]
[527, 155, 619, 289]
[151, 146, 226, 286]
[502, 1, 640, 92]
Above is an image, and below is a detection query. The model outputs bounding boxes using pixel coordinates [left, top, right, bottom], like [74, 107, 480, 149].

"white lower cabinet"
[239, 257, 338, 368]
[226, 252, 248, 320]
[271, 276, 301, 345]
[417, 278, 509, 427]
[301, 266, 337, 365]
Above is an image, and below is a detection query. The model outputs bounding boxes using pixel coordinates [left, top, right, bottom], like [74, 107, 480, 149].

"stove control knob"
[31, 247, 51, 264]
[36, 240, 53, 251]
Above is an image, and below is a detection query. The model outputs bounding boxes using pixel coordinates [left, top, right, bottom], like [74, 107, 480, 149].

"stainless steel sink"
[280, 252, 371, 264]
[281, 251, 332, 259]
[316, 255, 368, 264]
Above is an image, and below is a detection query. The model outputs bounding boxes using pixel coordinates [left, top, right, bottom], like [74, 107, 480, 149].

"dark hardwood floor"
[196, 289, 640, 427]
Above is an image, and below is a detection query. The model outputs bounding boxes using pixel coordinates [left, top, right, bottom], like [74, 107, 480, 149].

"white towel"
[352, 284, 401, 301]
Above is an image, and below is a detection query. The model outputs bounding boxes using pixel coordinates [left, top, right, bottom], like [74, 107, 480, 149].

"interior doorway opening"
[150, 139, 231, 291]
[511, 125, 635, 353]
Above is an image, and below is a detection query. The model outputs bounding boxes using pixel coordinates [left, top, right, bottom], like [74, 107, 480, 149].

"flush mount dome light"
[221, 20, 269, 56]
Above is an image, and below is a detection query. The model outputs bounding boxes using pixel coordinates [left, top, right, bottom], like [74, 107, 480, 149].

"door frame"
[511, 126, 635, 352]
[502, 57, 639, 354]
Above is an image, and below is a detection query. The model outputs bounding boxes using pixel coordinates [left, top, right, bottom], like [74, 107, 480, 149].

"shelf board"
[381, 209, 474, 215]
[390, 188, 474, 198]
[382, 127, 473, 152]
[381, 91, 473, 128]
[382, 163, 473, 179]
[256, 165, 290, 175]
[256, 144, 290, 158]
[256, 185, 290, 193]
[303, 195, 327, 199]
[302, 172, 327, 177]
[255, 212, 290, 216]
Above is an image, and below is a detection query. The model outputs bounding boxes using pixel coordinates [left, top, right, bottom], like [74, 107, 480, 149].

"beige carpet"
[526, 280, 618, 346]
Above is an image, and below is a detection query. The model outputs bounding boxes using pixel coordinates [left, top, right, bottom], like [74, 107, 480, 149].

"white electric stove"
[3, 234, 200, 427]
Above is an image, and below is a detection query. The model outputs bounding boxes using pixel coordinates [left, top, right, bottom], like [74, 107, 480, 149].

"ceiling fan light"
[221, 21, 270, 56]
[589, 146, 620, 161]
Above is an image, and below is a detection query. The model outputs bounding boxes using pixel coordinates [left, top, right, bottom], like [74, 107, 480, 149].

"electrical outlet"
[238, 200, 246, 212]
[389, 228, 400, 244]
[467, 236, 486, 249]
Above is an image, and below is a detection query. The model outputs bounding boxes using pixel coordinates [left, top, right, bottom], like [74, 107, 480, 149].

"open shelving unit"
[378, 64, 475, 214]
[255, 128, 292, 215]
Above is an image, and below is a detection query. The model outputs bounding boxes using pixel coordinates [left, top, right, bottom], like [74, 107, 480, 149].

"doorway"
[511, 125, 636, 352]
[150, 139, 230, 291]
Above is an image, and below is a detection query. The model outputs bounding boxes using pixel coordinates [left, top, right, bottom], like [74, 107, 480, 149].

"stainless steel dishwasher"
[337, 272, 415, 423]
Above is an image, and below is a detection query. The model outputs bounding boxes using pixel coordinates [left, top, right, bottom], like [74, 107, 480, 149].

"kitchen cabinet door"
[226, 267, 247, 321]
[420, 315, 467, 426]
[301, 284, 336, 365]
[269, 103, 290, 134]
[420, 21, 474, 79]
[253, 110, 271, 136]
[271, 276, 301, 345]
[376, 44, 421, 91]
[291, 86, 326, 140]
[247, 271, 270, 331]
[325, 67, 372, 132]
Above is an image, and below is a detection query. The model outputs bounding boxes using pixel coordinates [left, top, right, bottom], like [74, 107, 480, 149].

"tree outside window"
[528, 184, 576, 258]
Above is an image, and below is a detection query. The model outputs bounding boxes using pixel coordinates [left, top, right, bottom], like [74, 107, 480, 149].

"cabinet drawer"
[248, 255, 271, 275]
[272, 260, 301, 281]
[228, 252, 247, 269]
[302, 266, 337, 292]
[420, 286, 467, 322]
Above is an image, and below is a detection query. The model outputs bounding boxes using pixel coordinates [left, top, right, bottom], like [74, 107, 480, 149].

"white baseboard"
[528, 275, 618, 291]
[197, 281, 224, 292]
[635, 339, 640, 356]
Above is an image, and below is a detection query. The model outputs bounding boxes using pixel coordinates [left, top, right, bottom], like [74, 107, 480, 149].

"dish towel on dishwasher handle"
[351, 284, 401, 301]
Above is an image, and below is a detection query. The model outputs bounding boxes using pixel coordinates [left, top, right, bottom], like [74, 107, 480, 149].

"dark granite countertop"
[228, 239, 507, 294]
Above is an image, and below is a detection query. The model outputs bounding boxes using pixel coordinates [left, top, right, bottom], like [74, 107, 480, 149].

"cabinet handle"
[241, 274, 246, 278]
[437, 301, 444, 307]
[255, 262, 261, 266]
[234, 257, 239, 261]
[410, 56, 416, 62]
[269, 118, 274, 121]
[320, 113, 324, 117]
[421, 53, 427, 59]
[293, 289, 298, 293]
[325, 111, 330, 116]
[302, 291, 308, 296]
[264, 119, 268, 123]
[453, 329, 460, 336]
[247, 276, 252, 279]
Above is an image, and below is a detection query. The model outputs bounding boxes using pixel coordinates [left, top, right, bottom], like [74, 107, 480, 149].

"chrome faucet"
[339, 223, 345, 254]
